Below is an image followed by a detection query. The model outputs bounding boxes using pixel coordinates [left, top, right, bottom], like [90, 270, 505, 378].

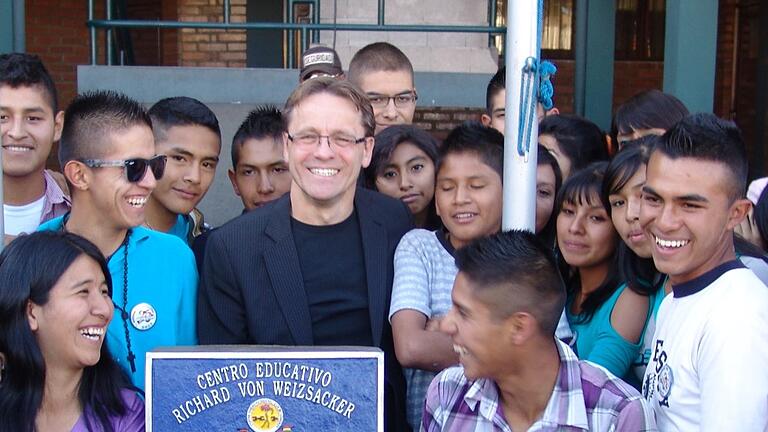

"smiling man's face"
[0, 85, 62, 180]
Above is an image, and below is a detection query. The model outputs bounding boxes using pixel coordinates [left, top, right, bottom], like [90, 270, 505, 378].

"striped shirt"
[389, 228, 458, 429]
[422, 339, 657, 431]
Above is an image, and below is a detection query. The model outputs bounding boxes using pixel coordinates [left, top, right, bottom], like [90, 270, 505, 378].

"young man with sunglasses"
[39, 90, 198, 390]
[198, 78, 412, 431]
[348, 42, 417, 134]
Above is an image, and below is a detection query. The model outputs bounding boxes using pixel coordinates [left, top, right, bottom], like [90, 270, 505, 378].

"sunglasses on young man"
[79, 155, 167, 183]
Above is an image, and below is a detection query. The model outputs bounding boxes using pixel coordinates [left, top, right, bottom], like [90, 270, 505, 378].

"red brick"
[226, 43, 246, 51]
[216, 32, 246, 42]
[219, 52, 245, 61]
[197, 43, 227, 51]
[182, 33, 210, 42]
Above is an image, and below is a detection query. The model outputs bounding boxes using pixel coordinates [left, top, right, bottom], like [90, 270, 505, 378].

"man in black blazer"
[198, 77, 412, 431]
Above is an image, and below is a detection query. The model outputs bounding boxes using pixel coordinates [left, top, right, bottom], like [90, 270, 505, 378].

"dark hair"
[486, 67, 505, 113]
[555, 162, 622, 323]
[611, 89, 689, 150]
[231, 105, 285, 167]
[539, 114, 609, 175]
[455, 230, 566, 335]
[536, 146, 563, 246]
[365, 125, 439, 187]
[348, 42, 414, 86]
[653, 113, 748, 203]
[438, 121, 504, 179]
[602, 137, 658, 295]
[365, 125, 441, 230]
[0, 231, 135, 432]
[59, 90, 153, 167]
[148, 96, 222, 144]
[0, 52, 59, 112]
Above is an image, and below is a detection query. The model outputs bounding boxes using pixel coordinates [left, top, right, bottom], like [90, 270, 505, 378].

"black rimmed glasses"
[287, 132, 368, 149]
[80, 155, 167, 182]
[366, 91, 418, 109]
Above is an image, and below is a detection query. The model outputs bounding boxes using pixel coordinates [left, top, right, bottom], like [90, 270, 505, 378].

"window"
[493, 0, 576, 60]
[615, 0, 665, 61]
[494, 0, 666, 61]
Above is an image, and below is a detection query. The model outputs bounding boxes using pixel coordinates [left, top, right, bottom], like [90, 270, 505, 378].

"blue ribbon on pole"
[516, 0, 557, 158]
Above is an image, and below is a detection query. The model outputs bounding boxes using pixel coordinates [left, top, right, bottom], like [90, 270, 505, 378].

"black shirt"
[291, 210, 373, 346]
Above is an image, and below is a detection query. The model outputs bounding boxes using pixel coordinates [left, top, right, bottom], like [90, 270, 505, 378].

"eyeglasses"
[80, 155, 167, 183]
[287, 132, 368, 149]
[367, 92, 418, 109]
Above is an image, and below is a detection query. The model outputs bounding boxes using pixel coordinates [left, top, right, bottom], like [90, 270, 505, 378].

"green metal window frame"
[87, 0, 507, 67]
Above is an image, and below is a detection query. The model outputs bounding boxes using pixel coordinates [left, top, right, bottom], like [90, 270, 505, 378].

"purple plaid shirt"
[421, 339, 657, 431]
[40, 169, 70, 223]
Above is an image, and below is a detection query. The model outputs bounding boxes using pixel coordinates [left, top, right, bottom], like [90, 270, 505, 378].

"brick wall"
[613, 61, 665, 108]
[413, 108, 485, 140]
[126, 0, 179, 66]
[412, 58, 665, 137]
[22, 0, 744, 144]
[713, 0, 760, 169]
[714, 0, 738, 120]
[25, 0, 103, 108]
[178, 0, 247, 67]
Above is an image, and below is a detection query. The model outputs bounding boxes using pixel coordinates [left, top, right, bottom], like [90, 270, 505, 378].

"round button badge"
[130, 302, 157, 330]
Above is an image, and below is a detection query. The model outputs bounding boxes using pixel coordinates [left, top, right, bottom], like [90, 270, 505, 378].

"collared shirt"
[422, 339, 657, 432]
[40, 169, 71, 223]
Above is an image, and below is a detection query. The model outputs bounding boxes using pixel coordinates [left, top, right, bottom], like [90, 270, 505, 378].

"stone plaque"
[146, 346, 383, 431]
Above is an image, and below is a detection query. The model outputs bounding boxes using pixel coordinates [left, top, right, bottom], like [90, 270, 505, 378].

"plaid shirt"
[421, 339, 657, 431]
[40, 169, 71, 223]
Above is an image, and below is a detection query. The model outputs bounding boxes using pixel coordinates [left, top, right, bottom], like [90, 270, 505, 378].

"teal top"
[567, 283, 644, 380]
[39, 216, 198, 389]
[167, 214, 192, 245]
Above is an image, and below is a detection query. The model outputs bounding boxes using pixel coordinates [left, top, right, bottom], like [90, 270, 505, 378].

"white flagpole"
[503, 0, 539, 232]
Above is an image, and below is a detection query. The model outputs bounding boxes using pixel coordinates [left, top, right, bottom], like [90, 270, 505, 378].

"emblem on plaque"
[247, 398, 284, 432]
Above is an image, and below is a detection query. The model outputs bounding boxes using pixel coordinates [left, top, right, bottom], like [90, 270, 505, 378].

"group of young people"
[0, 39, 766, 432]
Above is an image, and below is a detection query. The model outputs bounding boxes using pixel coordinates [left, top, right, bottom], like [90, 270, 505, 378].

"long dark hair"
[602, 137, 659, 296]
[537, 146, 563, 247]
[555, 162, 623, 323]
[0, 231, 135, 432]
[365, 124, 442, 230]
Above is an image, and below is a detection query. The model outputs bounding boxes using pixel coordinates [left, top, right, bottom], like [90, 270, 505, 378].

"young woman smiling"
[556, 162, 649, 381]
[603, 138, 664, 387]
[0, 231, 144, 432]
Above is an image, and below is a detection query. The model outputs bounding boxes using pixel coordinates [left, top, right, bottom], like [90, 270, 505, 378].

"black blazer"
[197, 188, 412, 431]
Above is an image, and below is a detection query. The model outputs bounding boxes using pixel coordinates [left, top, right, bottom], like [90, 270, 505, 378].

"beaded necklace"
[61, 214, 136, 373]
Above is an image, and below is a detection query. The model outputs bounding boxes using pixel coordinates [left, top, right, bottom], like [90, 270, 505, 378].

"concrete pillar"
[574, 0, 615, 131]
[663, 0, 718, 113]
[0, 0, 14, 54]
